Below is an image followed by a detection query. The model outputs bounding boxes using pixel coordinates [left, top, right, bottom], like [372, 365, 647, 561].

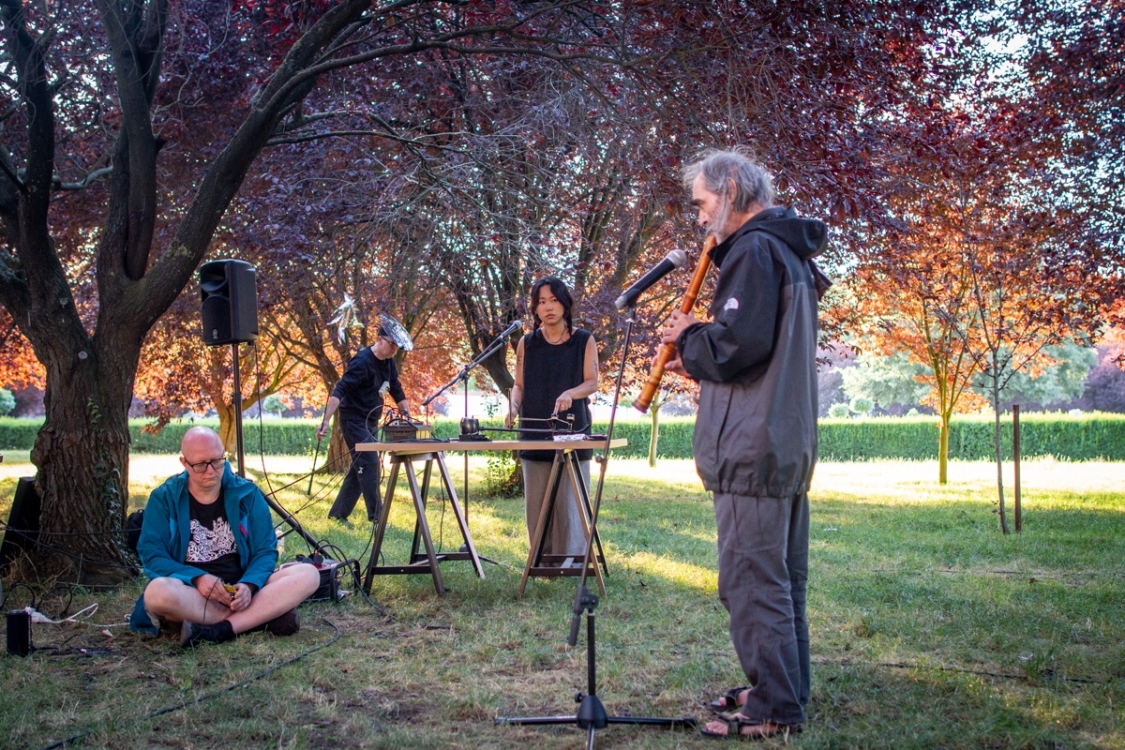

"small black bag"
[126, 509, 144, 553]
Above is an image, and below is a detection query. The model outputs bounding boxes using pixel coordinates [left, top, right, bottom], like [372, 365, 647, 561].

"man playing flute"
[660, 148, 828, 740]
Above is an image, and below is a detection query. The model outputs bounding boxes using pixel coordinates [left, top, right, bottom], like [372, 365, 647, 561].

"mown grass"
[1, 454, 1124, 749]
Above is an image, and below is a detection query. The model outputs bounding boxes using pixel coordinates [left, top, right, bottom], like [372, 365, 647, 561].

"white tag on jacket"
[724, 297, 740, 311]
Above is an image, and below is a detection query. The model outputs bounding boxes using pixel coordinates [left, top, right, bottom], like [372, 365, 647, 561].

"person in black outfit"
[505, 277, 599, 560]
[318, 314, 414, 523]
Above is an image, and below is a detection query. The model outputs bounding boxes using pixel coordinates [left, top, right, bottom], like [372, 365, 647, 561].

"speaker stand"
[229, 342, 331, 560]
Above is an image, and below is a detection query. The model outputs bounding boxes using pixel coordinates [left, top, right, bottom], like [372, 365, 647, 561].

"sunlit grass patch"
[2, 454, 1125, 749]
[623, 550, 717, 591]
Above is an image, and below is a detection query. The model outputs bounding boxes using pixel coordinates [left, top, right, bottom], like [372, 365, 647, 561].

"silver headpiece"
[378, 312, 414, 351]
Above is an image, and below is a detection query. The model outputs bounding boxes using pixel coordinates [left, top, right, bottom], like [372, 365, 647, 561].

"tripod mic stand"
[495, 307, 696, 747]
[421, 321, 520, 564]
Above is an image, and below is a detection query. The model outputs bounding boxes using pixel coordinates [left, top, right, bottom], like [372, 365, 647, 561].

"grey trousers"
[523, 458, 590, 557]
[713, 491, 810, 726]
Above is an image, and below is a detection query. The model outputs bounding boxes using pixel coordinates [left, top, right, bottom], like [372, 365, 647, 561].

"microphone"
[500, 320, 523, 337]
[614, 249, 688, 310]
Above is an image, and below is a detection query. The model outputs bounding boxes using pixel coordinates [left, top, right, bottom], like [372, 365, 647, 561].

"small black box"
[381, 421, 433, 442]
[7, 609, 31, 656]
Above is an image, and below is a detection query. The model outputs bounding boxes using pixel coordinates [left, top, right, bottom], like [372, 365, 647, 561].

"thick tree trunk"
[480, 346, 515, 395]
[29, 347, 138, 584]
[1, 0, 376, 585]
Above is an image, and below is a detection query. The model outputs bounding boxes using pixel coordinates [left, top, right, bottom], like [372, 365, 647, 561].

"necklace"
[542, 327, 568, 345]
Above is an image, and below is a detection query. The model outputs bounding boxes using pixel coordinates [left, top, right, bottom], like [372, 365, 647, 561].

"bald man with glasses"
[130, 427, 320, 647]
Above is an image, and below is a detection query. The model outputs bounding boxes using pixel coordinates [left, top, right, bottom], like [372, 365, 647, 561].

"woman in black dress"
[505, 277, 599, 561]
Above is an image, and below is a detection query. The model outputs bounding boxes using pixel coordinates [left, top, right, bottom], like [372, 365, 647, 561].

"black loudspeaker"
[0, 477, 40, 576]
[199, 259, 259, 346]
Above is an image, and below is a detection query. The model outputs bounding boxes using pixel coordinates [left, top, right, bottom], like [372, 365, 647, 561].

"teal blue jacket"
[129, 465, 278, 633]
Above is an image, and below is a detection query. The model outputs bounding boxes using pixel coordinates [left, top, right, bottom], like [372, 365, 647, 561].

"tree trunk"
[480, 346, 515, 395]
[214, 401, 237, 455]
[648, 402, 661, 467]
[322, 420, 351, 475]
[1, 0, 377, 584]
[30, 347, 139, 584]
[938, 410, 951, 485]
[992, 382, 1009, 535]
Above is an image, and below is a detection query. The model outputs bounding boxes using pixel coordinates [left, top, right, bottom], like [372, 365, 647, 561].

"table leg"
[403, 458, 446, 596]
[409, 457, 436, 562]
[518, 456, 565, 598]
[435, 454, 485, 578]
[363, 456, 403, 594]
[564, 452, 606, 595]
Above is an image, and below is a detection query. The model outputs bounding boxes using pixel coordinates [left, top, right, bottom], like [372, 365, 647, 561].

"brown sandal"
[700, 715, 791, 741]
[708, 686, 750, 713]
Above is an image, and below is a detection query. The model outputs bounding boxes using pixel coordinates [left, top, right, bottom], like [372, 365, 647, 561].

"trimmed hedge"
[813, 414, 1125, 461]
[0, 418, 39, 452]
[2, 413, 1124, 461]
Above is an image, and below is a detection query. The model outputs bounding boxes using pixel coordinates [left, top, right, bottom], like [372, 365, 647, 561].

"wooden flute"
[632, 234, 718, 413]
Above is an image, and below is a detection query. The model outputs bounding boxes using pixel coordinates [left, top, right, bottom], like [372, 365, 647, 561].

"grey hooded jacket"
[677, 206, 827, 498]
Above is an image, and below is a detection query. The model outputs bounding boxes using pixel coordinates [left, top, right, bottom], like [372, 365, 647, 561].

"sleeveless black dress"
[519, 328, 593, 462]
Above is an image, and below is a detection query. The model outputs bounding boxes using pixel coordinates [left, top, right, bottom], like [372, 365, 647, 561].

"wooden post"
[1013, 404, 1021, 533]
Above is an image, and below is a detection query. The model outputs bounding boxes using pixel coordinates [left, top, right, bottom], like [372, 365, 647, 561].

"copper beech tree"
[4, 0, 1116, 582]
[0, 0, 637, 583]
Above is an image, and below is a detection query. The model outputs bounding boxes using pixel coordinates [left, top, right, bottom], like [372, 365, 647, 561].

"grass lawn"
[1, 453, 1124, 749]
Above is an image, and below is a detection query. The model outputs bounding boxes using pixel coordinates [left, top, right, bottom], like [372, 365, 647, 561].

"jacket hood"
[733, 206, 827, 261]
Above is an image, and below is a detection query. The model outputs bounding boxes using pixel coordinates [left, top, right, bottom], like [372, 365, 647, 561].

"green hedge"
[2, 414, 1124, 461]
[0, 418, 39, 452]
[813, 414, 1125, 461]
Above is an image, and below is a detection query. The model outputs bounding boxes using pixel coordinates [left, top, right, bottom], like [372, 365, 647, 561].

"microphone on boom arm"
[614, 249, 689, 310]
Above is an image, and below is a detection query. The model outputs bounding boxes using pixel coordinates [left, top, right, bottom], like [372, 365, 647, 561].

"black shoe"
[263, 608, 301, 637]
[179, 620, 235, 648]
[328, 515, 353, 528]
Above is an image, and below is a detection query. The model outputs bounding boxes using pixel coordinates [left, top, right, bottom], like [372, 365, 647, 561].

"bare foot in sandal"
[700, 714, 790, 740]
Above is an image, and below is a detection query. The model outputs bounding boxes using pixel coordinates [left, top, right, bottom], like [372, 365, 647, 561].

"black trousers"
[328, 413, 382, 522]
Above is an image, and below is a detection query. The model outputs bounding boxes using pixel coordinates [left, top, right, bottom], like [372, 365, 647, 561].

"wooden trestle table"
[355, 437, 626, 597]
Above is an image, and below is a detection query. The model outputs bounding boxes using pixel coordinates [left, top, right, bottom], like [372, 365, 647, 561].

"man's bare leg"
[226, 564, 320, 634]
[144, 564, 320, 634]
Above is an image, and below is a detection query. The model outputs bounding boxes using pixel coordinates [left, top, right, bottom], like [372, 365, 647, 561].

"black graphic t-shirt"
[186, 491, 243, 587]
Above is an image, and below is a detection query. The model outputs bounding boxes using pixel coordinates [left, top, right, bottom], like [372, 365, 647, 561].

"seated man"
[130, 426, 320, 647]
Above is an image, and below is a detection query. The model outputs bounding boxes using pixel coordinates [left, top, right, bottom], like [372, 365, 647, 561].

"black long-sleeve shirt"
[331, 346, 407, 420]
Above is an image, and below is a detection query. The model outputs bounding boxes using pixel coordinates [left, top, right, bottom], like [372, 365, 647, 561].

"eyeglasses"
[184, 456, 227, 474]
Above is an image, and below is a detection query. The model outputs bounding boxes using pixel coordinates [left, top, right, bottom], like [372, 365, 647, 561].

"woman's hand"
[553, 391, 574, 415]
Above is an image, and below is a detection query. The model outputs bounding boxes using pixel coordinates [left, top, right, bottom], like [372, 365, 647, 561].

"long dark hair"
[529, 276, 574, 332]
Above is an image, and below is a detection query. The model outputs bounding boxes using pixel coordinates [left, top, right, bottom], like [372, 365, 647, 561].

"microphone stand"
[421, 323, 518, 563]
[495, 305, 696, 746]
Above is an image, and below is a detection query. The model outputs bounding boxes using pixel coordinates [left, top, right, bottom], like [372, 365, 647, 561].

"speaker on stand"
[200, 259, 259, 477]
[198, 260, 328, 558]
